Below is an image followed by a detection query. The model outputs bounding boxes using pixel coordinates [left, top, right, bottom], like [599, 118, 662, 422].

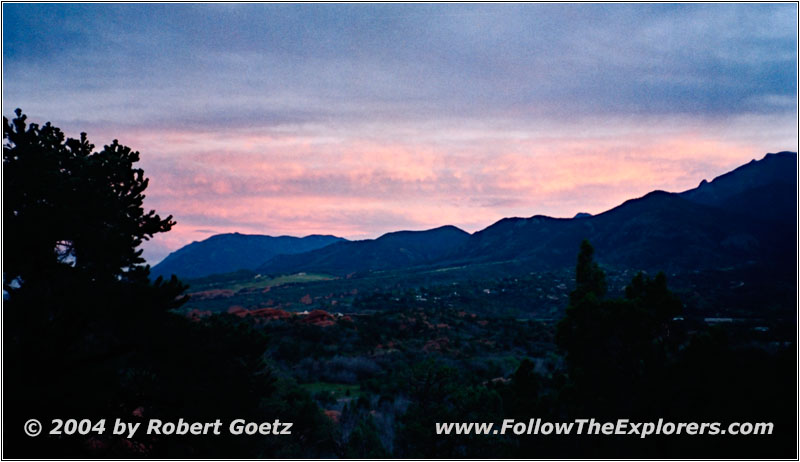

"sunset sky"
[3, 3, 797, 264]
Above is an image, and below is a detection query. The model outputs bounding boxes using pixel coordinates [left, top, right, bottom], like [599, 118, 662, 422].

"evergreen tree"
[4, 109, 181, 289]
[556, 240, 683, 416]
[570, 239, 607, 304]
[2, 111, 302, 457]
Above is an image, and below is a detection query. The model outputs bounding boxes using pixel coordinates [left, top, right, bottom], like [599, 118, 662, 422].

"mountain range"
[152, 152, 796, 280]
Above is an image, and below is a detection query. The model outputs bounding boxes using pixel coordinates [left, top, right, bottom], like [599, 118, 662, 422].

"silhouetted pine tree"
[3, 110, 334, 457]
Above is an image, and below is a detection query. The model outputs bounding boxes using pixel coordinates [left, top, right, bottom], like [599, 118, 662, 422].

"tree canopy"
[2, 111, 282, 457]
[3, 108, 176, 287]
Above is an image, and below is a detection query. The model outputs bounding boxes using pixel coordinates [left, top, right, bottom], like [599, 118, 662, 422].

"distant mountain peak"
[258, 225, 471, 276]
[765, 151, 796, 158]
[679, 151, 796, 224]
[151, 233, 346, 280]
[377, 225, 469, 241]
[615, 190, 677, 208]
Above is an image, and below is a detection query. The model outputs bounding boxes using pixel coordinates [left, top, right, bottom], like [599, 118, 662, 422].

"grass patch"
[190, 272, 336, 293]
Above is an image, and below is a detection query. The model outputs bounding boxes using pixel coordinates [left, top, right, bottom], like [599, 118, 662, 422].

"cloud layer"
[3, 3, 797, 263]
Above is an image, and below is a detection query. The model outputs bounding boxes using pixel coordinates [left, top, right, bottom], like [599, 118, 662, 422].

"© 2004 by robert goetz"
[38, 418, 293, 438]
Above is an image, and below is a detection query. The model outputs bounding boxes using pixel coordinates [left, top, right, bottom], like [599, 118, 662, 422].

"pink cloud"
[126, 117, 789, 263]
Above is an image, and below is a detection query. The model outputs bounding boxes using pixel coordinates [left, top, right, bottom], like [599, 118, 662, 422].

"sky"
[3, 3, 797, 264]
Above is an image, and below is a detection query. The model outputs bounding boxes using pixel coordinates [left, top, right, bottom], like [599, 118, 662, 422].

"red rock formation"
[324, 410, 341, 423]
[302, 309, 336, 327]
[227, 305, 249, 317]
[249, 308, 292, 320]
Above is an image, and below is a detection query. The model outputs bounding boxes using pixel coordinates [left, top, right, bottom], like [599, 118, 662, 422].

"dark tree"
[3, 108, 179, 287]
[624, 271, 682, 321]
[556, 240, 683, 417]
[2, 111, 300, 457]
[570, 239, 607, 304]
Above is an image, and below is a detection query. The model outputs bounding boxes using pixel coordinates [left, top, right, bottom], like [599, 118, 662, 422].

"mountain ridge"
[151, 233, 346, 280]
[157, 151, 796, 280]
[256, 225, 471, 276]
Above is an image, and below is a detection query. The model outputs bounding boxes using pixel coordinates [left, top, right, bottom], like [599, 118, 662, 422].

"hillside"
[257, 225, 470, 276]
[680, 151, 796, 223]
[461, 188, 790, 272]
[455, 152, 796, 272]
[151, 233, 346, 280]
